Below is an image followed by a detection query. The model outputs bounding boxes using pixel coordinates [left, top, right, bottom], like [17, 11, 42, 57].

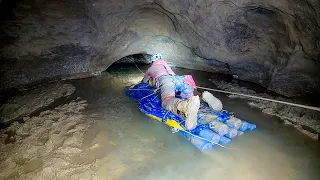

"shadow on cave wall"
[115, 54, 151, 64]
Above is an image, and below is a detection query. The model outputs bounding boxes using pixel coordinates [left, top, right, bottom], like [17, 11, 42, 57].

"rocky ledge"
[0, 99, 95, 180]
[210, 79, 320, 140]
[0, 82, 75, 125]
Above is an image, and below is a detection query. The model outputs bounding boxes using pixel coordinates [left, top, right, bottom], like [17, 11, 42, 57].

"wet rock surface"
[0, 0, 319, 97]
[210, 79, 320, 140]
[0, 99, 95, 180]
[0, 82, 75, 125]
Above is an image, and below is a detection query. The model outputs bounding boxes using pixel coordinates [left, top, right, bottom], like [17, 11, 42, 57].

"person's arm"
[142, 69, 150, 83]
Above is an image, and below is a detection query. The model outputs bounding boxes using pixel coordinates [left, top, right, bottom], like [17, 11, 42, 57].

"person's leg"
[182, 87, 222, 111]
[179, 83, 195, 99]
[159, 76, 200, 130]
[170, 76, 222, 111]
[175, 76, 194, 99]
[159, 76, 176, 108]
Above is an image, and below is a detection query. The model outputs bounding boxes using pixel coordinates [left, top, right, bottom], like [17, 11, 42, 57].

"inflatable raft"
[126, 83, 256, 151]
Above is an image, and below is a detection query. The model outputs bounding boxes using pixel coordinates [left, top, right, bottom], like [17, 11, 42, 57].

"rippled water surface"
[70, 64, 320, 180]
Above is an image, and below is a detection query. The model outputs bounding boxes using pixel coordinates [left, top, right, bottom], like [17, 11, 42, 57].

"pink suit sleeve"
[142, 69, 151, 83]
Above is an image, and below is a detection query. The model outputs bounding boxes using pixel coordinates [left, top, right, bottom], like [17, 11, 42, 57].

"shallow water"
[70, 64, 320, 180]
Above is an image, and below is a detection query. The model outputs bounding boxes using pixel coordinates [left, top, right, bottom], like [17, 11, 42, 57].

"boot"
[202, 91, 223, 111]
[175, 96, 200, 130]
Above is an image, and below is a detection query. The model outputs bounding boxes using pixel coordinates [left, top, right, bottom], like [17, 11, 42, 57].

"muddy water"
[70, 64, 320, 180]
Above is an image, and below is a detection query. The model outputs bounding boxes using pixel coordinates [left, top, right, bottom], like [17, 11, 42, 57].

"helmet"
[150, 53, 163, 62]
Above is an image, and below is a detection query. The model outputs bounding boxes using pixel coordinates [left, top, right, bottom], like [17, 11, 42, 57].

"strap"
[163, 65, 174, 75]
[162, 110, 170, 122]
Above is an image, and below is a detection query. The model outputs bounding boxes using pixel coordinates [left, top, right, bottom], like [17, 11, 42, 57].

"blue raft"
[126, 83, 256, 151]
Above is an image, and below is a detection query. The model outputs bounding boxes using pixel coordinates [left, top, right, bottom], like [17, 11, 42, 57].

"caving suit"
[142, 60, 195, 112]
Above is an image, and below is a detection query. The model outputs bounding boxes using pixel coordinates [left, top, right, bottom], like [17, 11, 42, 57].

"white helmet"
[150, 53, 163, 62]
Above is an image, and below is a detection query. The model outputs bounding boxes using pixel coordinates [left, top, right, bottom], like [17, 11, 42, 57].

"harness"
[154, 63, 197, 90]
[163, 64, 174, 76]
[154, 64, 175, 87]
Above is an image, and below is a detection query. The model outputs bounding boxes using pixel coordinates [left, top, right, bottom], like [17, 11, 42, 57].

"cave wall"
[0, 0, 319, 97]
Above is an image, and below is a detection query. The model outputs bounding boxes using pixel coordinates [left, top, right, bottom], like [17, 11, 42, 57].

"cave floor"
[1, 64, 320, 179]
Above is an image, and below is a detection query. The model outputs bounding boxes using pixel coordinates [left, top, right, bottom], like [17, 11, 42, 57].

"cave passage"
[1, 0, 320, 179]
[71, 63, 320, 179]
[0, 55, 319, 179]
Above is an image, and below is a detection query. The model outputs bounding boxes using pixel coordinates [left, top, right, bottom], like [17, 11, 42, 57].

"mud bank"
[0, 98, 96, 180]
[0, 82, 75, 125]
[0, 79, 154, 180]
[210, 79, 320, 140]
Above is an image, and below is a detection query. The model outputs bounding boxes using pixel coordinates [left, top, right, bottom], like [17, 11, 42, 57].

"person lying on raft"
[142, 53, 223, 130]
